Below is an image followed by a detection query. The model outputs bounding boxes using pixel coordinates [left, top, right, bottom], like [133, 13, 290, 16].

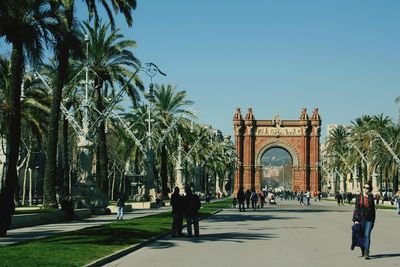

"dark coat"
[352, 194, 376, 223]
[170, 192, 184, 214]
[351, 223, 365, 250]
[184, 193, 201, 217]
[245, 189, 251, 201]
[116, 194, 126, 207]
[237, 189, 245, 202]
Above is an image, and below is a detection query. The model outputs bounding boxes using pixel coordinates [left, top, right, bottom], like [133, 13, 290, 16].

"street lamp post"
[175, 135, 185, 191]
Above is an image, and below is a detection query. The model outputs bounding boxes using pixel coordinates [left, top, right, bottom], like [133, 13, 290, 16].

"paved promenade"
[106, 200, 400, 267]
[0, 207, 169, 246]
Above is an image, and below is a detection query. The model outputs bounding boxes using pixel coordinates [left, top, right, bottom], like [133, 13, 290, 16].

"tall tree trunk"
[169, 163, 174, 193]
[393, 167, 398, 194]
[385, 169, 389, 195]
[22, 148, 31, 205]
[62, 114, 69, 195]
[380, 166, 383, 195]
[43, 45, 69, 208]
[160, 145, 168, 198]
[0, 44, 23, 237]
[112, 163, 116, 200]
[28, 168, 32, 206]
[94, 79, 108, 195]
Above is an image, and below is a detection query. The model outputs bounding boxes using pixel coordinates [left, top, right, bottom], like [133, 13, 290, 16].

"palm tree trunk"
[43, 45, 69, 208]
[160, 145, 168, 198]
[393, 167, 398, 194]
[22, 148, 31, 205]
[28, 168, 32, 206]
[0, 44, 23, 236]
[112, 163, 116, 200]
[94, 79, 108, 195]
[62, 114, 69, 195]
[380, 166, 383, 195]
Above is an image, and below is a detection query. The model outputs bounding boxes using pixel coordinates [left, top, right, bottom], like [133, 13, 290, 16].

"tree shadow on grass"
[38, 224, 170, 247]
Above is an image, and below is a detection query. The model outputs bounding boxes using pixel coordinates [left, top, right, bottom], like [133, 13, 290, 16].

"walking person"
[352, 181, 376, 260]
[347, 192, 353, 205]
[116, 192, 126, 221]
[250, 190, 258, 210]
[245, 189, 251, 209]
[394, 190, 400, 215]
[305, 190, 311, 206]
[237, 187, 246, 212]
[299, 191, 304, 205]
[170, 186, 184, 237]
[336, 192, 343, 206]
[61, 195, 74, 221]
[259, 192, 265, 208]
[184, 186, 201, 237]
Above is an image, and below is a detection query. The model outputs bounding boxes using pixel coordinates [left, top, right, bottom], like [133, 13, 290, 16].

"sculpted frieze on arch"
[255, 126, 303, 136]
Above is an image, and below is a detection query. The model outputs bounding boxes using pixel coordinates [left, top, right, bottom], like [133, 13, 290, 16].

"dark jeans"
[238, 200, 245, 211]
[186, 215, 199, 237]
[171, 212, 183, 236]
[246, 200, 250, 208]
[360, 220, 373, 251]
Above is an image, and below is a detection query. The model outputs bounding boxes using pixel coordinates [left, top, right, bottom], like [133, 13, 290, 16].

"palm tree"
[349, 116, 375, 186]
[82, 0, 136, 29]
[151, 84, 194, 197]
[325, 126, 349, 191]
[82, 20, 141, 194]
[19, 73, 51, 205]
[43, 0, 82, 208]
[42, 0, 137, 208]
[0, 0, 55, 235]
[371, 122, 400, 194]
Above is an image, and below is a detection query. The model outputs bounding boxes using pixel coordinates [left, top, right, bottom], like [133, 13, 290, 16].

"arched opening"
[261, 147, 293, 191]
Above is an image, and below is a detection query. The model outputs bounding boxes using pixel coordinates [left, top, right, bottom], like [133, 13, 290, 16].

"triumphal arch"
[233, 107, 322, 193]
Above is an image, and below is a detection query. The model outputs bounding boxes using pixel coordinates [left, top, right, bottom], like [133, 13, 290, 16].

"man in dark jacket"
[116, 192, 126, 221]
[170, 187, 184, 237]
[237, 187, 246, 212]
[184, 186, 201, 237]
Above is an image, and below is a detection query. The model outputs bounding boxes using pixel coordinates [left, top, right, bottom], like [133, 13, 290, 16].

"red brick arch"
[233, 108, 322, 193]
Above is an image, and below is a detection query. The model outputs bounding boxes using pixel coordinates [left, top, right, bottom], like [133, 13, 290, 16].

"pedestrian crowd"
[234, 187, 321, 211]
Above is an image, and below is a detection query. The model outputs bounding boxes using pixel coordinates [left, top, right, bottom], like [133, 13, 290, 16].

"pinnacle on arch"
[245, 107, 255, 120]
[233, 107, 243, 121]
[299, 108, 309, 120]
[311, 108, 321, 120]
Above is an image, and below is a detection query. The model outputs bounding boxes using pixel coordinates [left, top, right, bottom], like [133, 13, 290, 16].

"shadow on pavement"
[204, 213, 299, 222]
[225, 207, 349, 214]
[369, 253, 400, 259]
[147, 231, 277, 249]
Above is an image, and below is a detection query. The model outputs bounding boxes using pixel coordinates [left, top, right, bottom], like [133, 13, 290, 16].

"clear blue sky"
[128, 0, 400, 141]
[2, 1, 400, 142]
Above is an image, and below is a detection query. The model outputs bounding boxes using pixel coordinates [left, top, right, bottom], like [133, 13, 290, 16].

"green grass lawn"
[0, 198, 231, 267]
